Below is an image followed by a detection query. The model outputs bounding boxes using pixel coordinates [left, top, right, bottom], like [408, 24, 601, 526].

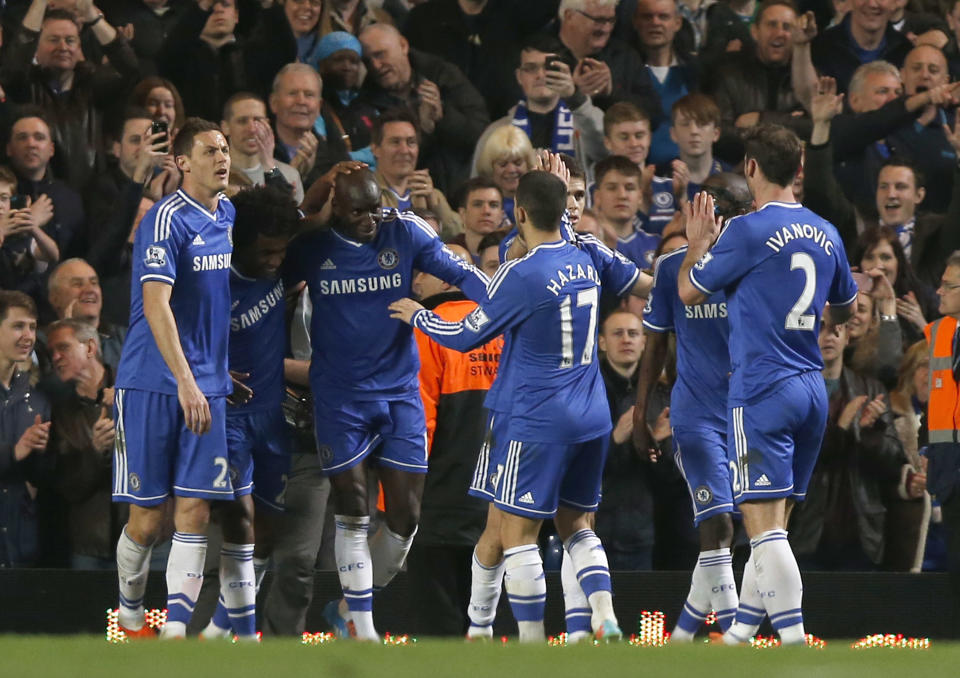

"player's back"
[497, 241, 612, 444]
[692, 202, 856, 403]
[228, 271, 286, 412]
[645, 246, 729, 428]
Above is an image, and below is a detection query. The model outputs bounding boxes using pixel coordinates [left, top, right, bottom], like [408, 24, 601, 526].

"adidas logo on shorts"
[320, 258, 337, 270]
[518, 492, 535, 504]
[755, 474, 772, 487]
[192, 234, 205, 246]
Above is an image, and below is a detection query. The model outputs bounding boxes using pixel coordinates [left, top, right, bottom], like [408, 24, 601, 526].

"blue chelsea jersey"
[644, 246, 729, 428]
[282, 209, 489, 400]
[416, 240, 615, 443]
[228, 269, 286, 413]
[116, 190, 234, 397]
[688, 202, 858, 404]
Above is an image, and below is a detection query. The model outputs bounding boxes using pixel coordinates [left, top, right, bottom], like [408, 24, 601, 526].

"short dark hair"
[603, 102, 650, 137]
[594, 155, 642, 185]
[879, 155, 926, 189]
[755, 0, 798, 24]
[516, 171, 567, 232]
[518, 34, 567, 67]
[559, 153, 585, 182]
[222, 91, 265, 122]
[111, 106, 154, 143]
[42, 8, 80, 28]
[371, 108, 420, 146]
[742, 124, 801, 188]
[230, 185, 301, 251]
[10, 104, 53, 133]
[172, 117, 223, 158]
[478, 231, 506, 253]
[459, 176, 502, 208]
[0, 291, 37, 324]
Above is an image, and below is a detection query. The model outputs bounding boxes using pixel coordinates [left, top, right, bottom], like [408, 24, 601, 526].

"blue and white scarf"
[511, 99, 575, 155]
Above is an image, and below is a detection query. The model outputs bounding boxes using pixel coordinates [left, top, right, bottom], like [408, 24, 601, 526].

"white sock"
[503, 544, 546, 643]
[116, 527, 152, 630]
[723, 550, 764, 645]
[564, 529, 616, 633]
[673, 548, 737, 642]
[253, 556, 268, 593]
[370, 524, 416, 590]
[752, 529, 805, 644]
[467, 548, 503, 638]
[335, 514, 377, 641]
[560, 549, 592, 642]
[220, 543, 257, 639]
[161, 532, 207, 639]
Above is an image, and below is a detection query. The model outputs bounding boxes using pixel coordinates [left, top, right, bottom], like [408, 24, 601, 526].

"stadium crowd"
[0, 0, 958, 638]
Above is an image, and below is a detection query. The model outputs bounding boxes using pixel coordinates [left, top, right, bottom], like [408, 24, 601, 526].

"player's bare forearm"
[677, 247, 707, 306]
[630, 271, 654, 298]
[142, 281, 196, 386]
[283, 358, 310, 387]
[826, 300, 854, 325]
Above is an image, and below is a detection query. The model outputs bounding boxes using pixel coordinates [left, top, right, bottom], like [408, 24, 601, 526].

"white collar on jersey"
[176, 189, 221, 221]
[758, 200, 803, 210]
[331, 228, 365, 248]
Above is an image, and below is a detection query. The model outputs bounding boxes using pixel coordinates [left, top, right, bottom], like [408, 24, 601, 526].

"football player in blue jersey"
[282, 168, 489, 641]
[112, 118, 253, 639]
[390, 171, 633, 643]
[197, 185, 302, 640]
[677, 125, 858, 645]
[634, 173, 752, 642]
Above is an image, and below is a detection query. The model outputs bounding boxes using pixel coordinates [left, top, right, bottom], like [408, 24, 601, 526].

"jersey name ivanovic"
[545, 263, 600, 296]
[318, 272, 404, 295]
[764, 223, 835, 255]
[232, 280, 284, 332]
[684, 302, 728, 319]
[192, 252, 232, 271]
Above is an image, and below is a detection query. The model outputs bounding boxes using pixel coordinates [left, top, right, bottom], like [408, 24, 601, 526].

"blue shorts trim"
[469, 411, 507, 502]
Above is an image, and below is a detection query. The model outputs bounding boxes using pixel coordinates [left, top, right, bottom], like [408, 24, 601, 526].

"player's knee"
[127, 505, 165, 545]
[700, 513, 735, 549]
[385, 505, 419, 537]
[174, 498, 211, 533]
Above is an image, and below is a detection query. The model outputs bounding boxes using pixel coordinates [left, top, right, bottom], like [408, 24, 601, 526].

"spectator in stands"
[632, 0, 697, 165]
[703, 0, 809, 149]
[221, 92, 304, 203]
[473, 126, 536, 227]
[130, 76, 187, 136]
[600, 101, 653, 174]
[45, 318, 121, 569]
[855, 226, 939, 345]
[270, 63, 350, 187]
[476, 230, 504, 278]
[106, 0, 188, 77]
[448, 177, 503, 263]
[83, 109, 173, 326]
[403, 0, 557, 118]
[561, 152, 588, 228]
[0, 291, 52, 569]
[549, 0, 662, 123]
[885, 45, 958, 213]
[407, 242, 503, 635]
[1, 2, 140, 190]
[804, 78, 960, 290]
[593, 155, 659, 269]
[370, 109, 461, 237]
[6, 110, 85, 306]
[242, 0, 326, 99]
[359, 22, 490, 193]
[844, 278, 903, 389]
[812, 0, 911, 94]
[789, 306, 919, 571]
[471, 35, 605, 177]
[890, 340, 929, 473]
[322, 0, 393, 35]
[595, 310, 658, 570]
[46, 258, 127, 371]
[158, 0, 246, 122]
[316, 32, 380, 166]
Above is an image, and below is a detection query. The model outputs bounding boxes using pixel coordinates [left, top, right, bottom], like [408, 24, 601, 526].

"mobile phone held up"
[545, 54, 563, 71]
[9, 195, 27, 210]
[151, 120, 169, 152]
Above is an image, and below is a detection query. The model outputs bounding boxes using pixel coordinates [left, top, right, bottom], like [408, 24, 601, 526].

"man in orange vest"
[925, 251, 960, 624]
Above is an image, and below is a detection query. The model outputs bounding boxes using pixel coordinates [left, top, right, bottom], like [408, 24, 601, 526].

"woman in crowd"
[131, 77, 187, 138]
[845, 269, 903, 389]
[474, 126, 536, 227]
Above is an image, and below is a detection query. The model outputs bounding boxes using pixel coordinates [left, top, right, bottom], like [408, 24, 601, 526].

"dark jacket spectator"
[812, 13, 911, 95]
[103, 0, 189, 77]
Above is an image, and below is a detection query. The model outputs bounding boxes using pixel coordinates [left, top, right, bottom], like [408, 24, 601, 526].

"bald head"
[48, 258, 102, 326]
[901, 44, 949, 95]
[702, 172, 752, 219]
[332, 168, 383, 242]
[360, 23, 412, 91]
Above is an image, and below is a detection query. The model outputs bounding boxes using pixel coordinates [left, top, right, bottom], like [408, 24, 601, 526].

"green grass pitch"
[1, 636, 958, 678]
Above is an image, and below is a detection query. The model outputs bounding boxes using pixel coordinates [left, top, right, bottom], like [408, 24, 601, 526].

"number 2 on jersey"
[559, 287, 599, 367]
[786, 252, 816, 331]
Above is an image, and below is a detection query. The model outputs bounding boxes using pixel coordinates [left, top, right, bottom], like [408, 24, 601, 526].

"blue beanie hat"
[316, 31, 363, 62]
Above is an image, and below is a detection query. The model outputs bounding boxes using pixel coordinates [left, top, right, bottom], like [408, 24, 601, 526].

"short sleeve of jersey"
[688, 217, 753, 295]
[643, 252, 676, 332]
[828, 236, 859, 307]
[578, 234, 639, 297]
[137, 204, 186, 286]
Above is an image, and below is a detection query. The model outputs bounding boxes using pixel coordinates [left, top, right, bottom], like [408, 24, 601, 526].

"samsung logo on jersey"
[684, 302, 727, 319]
[764, 223, 834, 255]
[319, 273, 403, 295]
[546, 263, 600, 296]
[231, 280, 284, 331]
[193, 253, 232, 271]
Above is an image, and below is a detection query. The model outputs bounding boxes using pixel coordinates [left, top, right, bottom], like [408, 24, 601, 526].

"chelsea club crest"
[378, 248, 399, 270]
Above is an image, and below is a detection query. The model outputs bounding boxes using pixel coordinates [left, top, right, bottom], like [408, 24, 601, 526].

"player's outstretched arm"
[389, 297, 509, 354]
[142, 281, 211, 435]
[633, 330, 669, 459]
